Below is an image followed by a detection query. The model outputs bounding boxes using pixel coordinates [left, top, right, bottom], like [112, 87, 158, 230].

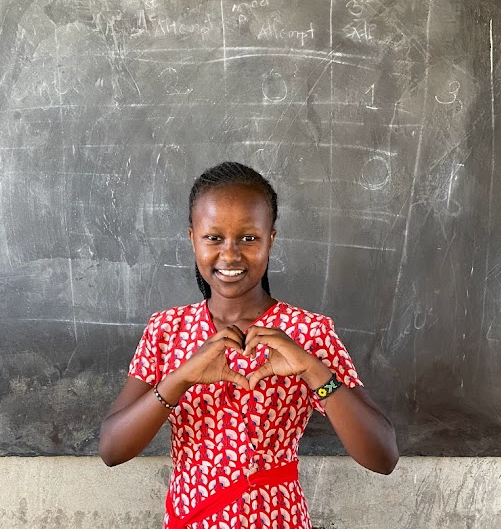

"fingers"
[223, 324, 245, 344]
[243, 333, 281, 358]
[219, 336, 244, 354]
[230, 325, 245, 343]
[248, 361, 274, 390]
[207, 325, 245, 354]
[212, 325, 245, 351]
[222, 368, 250, 390]
[245, 326, 281, 340]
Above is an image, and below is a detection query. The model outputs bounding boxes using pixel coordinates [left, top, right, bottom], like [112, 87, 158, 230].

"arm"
[301, 360, 399, 475]
[245, 326, 399, 475]
[99, 326, 248, 467]
[99, 370, 190, 467]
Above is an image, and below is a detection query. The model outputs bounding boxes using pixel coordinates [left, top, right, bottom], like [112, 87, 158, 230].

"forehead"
[191, 185, 273, 228]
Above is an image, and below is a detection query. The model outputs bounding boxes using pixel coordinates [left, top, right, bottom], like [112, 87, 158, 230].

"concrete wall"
[1, 457, 500, 529]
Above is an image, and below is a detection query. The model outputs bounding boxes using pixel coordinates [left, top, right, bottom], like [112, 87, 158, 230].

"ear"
[188, 227, 195, 251]
[270, 229, 277, 248]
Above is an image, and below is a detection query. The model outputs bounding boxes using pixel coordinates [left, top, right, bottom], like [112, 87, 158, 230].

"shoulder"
[144, 301, 206, 333]
[265, 301, 334, 341]
[273, 301, 333, 326]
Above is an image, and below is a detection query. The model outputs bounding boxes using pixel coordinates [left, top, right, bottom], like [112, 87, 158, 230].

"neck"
[207, 286, 275, 325]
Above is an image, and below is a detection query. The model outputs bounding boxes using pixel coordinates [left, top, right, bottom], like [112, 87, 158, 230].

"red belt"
[165, 461, 299, 529]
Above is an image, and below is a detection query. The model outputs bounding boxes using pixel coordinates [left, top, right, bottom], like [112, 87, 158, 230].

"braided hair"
[189, 162, 278, 300]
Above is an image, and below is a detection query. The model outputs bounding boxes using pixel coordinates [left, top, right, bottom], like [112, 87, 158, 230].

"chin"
[210, 282, 261, 299]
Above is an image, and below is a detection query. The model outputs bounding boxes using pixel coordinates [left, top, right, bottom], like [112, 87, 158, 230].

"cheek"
[194, 245, 220, 268]
[253, 247, 271, 265]
[195, 248, 211, 263]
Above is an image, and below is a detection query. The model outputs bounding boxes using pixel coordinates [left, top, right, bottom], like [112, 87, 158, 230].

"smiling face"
[189, 184, 276, 301]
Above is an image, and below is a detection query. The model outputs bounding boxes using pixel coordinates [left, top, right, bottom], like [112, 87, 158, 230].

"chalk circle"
[360, 156, 390, 190]
[159, 67, 191, 95]
[262, 70, 288, 102]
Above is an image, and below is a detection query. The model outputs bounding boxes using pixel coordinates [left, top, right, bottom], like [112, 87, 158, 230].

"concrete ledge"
[0, 456, 500, 528]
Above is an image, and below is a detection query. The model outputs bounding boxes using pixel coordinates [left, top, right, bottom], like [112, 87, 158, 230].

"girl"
[99, 162, 399, 529]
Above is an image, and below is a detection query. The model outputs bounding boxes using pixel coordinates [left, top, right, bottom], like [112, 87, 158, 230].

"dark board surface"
[0, 0, 500, 456]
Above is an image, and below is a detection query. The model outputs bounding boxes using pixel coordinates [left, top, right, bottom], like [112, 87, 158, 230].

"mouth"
[215, 269, 246, 281]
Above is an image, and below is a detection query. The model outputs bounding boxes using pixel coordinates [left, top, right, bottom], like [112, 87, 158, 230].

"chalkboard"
[0, 0, 500, 457]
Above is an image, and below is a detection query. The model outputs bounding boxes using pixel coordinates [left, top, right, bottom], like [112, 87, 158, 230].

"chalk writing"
[257, 18, 315, 47]
[90, 10, 124, 38]
[422, 159, 464, 217]
[344, 18, 375, 42]
[10, 71, 90, 105]
[435, 80, 461, 107]
[364, 83, 378, 109]
[234, 0, 270, 27]
[232, 0, 269, 12]
[1, 117, 52, 140]
[346, 0, 364, 17]
[343, 0, 376, 42]
[131, 10, 214, 39]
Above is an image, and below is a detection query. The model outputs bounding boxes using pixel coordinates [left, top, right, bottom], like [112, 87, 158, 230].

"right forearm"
[100, 391, 170, 466]
[99, 372, 191, 466]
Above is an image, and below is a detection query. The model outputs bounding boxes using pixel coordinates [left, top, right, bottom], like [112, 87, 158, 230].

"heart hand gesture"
[243, 326, 319, 390]
[176, 325, 250, 390]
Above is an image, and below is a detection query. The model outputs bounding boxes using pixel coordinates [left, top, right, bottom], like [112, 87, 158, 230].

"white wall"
[1, 457, 499, 528]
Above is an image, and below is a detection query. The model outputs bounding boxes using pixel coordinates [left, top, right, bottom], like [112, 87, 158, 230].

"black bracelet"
[153, 384, 178, 410]
[313, 374, 343, 400]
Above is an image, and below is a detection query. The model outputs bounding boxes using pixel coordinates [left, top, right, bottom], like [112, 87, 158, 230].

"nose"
[220, 239, 241, 263]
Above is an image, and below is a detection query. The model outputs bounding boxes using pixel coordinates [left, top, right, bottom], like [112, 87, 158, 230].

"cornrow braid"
[195, 264, 211, 300]
[189, 162, 278, 300]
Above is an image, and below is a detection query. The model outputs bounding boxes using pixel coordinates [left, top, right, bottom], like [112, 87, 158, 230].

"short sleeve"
[128, 313, 160, 386]
[309, 317, 363, 415]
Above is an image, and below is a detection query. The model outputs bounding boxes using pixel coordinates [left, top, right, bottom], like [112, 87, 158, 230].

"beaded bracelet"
[313, 374, 343, 400]
[153, 384, 178, 410]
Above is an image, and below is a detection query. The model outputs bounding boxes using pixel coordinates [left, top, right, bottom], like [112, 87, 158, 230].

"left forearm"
[301, 360, 399, 474]
[322, 385, 398, 474]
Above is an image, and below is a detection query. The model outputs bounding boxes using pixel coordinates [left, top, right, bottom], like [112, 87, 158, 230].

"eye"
[205, 235, 221, 242]
[242, 235, 257, 242]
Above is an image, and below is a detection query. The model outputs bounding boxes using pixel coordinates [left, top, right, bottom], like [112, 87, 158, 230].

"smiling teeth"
[218, 269, 244, 276]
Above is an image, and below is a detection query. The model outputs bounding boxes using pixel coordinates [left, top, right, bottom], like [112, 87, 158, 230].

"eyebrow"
[202, 223, 264, 231]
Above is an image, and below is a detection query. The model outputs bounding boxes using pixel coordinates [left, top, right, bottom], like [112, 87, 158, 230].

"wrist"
[157, 369, 192, 404]
[300, 357, 333, 389]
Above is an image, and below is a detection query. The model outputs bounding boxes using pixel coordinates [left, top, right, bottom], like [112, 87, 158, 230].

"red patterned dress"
[129, 300, 363, 529]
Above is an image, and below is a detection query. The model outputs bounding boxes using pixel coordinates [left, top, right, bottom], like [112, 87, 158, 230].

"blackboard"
[1, 0, 500, 457]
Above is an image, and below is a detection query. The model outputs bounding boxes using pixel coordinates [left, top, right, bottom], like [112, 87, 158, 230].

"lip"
[214, 269, 247, 282]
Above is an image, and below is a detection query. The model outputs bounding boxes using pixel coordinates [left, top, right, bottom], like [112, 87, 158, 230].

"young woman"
[99, 162, 399, 529]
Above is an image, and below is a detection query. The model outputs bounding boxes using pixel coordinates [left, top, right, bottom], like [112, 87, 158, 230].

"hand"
[175, 326, 250, 390]
[243, 326, 321, 390]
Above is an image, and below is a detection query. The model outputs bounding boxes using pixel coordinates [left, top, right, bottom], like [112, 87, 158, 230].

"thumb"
[248, 361, 274, 390]
[222, 368, 250, 390]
